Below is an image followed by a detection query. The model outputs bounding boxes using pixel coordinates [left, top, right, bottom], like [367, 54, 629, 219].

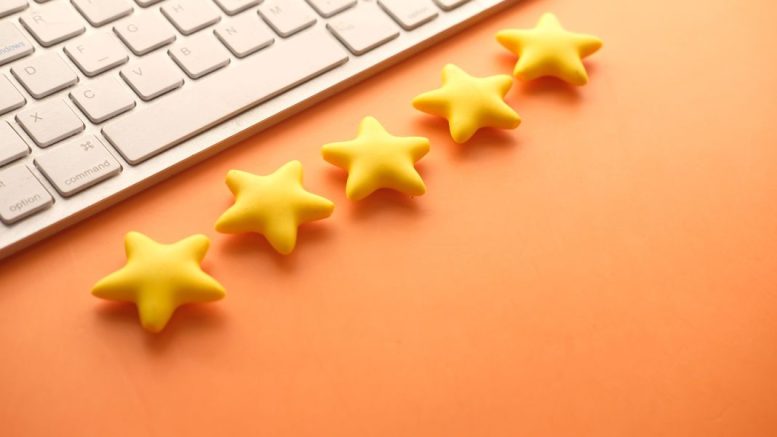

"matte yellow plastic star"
[321, 116, 429, 200]
[412, 64, 521, 144]
[215, 160, 334, 254]
[92, 232, 226, 333]
[496, 12, 603, 86]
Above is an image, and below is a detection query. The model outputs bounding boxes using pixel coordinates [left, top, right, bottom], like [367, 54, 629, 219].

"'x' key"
[16, 100, 85, 148]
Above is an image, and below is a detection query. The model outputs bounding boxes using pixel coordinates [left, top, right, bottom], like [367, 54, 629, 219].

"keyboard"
[0, 0, 518, 260]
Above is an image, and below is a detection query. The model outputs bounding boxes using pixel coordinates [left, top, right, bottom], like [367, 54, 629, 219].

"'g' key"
[0, 164, 54, 225]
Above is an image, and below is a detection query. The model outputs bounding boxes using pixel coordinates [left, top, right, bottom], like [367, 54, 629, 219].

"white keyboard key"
[214, 13, 274, 58]
[305, 0, 354, 18]
[0, 164, 53, 224]
[433, 0, 469, 11]
[0, 22, 33, 66]
[0, 0, 28, 18]
[135, 0, 162, 6]
[327, 4, 399, 55]
[114, 12, 176, 55]
[0, 74, 25, 115]
[11, 52, 78, 99]
[103, 28, 348, 164]
[16, 99, 84, 147]
[168, 32, 229, 79]
[258, 0, 316, 38]
[0, 121, 29, 166]
[379, 0, 437, 30]
[64, 33, 129, 77]
[72, 0, 133, 27]
[161, 0, 221, 35]
[213, 0, 258, 16]
[35, 135, 122, 196]
[120, 53, 184, 100]
[70, 76, 136, 123]
[20, 3, 85, 46]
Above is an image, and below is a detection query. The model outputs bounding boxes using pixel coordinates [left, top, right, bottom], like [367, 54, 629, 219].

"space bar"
[102, 29, 349, 165]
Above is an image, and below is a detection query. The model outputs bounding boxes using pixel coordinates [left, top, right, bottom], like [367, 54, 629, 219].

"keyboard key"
[0, 74, 25, 115]
[213, 0, 258, 16]
[161, 0, 221, 36]
[0, 0, 28, 18]
[11, 52, 78, 99]
[0, 121, 29, 166]
[168, 32, 230, 79]
[69, 76, 136, 123]
[0, 22, 33, 66]
[114, 12, 176, 55]
[120, 53, 184, 100]
[0, 164, 53, 224]
[305, 0, 355, 18]
[72, 0, 133, 27]
[35, 135, 122, 197]
[103, 27, 348, 164]
[135, 0, 162, 6]
[327, 4, 399, 55]
[20, 3, 85, 46]
[433, 0, 469, 11]
[258, 0, 316, 38]
[379, 0, 437, 30]
[64, 32, 129, 77]
[214, 13, 274, 58]
[16, 99, 84, 147]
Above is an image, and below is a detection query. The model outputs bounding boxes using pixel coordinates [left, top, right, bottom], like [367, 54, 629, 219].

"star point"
[215, 160, 334, 255]
[321, 116, 430, 200]
[496, 12, 603, 86]
[92, 232, 225, 333]
[412, 64, 521, 143]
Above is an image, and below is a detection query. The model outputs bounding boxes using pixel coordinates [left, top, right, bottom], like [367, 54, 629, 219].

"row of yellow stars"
[93, 13, 603, 333]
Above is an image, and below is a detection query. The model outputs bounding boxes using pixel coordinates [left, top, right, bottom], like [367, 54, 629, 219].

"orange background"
[2, 0, 777, 435]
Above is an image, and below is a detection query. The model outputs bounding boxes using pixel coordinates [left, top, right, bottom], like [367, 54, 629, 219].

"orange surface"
[2, 0, 777, 435]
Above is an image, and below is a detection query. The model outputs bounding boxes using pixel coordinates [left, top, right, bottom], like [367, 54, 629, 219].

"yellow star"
[215, 160, 334, 254]
[496, 13, 603, 86]
[321, 116, 429, 200]
[412, 64, 521, 144]
[92, 232, 226, 333]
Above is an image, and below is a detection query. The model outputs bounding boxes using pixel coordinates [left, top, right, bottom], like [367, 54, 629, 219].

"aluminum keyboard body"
[0, 0, 520, 260]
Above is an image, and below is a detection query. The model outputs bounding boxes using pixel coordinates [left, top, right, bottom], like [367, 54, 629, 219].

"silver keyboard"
[0, 0, 518, 259]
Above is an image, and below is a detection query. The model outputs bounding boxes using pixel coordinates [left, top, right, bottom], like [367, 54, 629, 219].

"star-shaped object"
[321, 116, 429, 200]
[215, 160, 334, 254]
[496, 12, 603, 86]
[92, 232, 226, 333]
[412, 64, 521, 144]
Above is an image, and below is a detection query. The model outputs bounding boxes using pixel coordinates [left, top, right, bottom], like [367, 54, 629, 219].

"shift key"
[0, 165, 54, 224]
[35, 136, 122, 197]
